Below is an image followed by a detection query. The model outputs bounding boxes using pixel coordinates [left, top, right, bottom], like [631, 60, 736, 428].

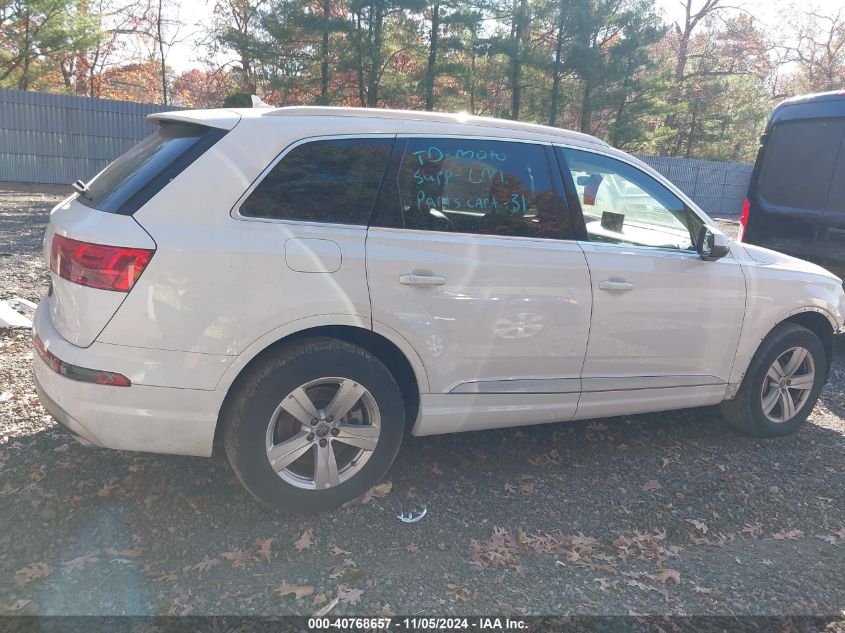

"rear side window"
[240, 138, 394, 224]
[373, 138, 565, 239]
[79, 123, 225, 215]
[758, 119, 845, 210]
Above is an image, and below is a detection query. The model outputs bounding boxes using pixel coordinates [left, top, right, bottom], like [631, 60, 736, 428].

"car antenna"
[251, 95, 273, 109]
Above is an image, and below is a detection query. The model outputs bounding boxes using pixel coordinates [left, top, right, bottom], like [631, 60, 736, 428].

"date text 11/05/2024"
[307, 617, 528, 630]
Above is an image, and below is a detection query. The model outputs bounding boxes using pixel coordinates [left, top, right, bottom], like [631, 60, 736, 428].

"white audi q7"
[33, 106, 845, 512]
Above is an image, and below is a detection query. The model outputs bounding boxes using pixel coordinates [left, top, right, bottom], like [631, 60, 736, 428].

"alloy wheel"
[265, 377, 381, 490]
[760, 346, 815, 423]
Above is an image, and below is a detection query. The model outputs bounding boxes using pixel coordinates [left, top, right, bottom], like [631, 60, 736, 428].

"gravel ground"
[0, 186, 843, 620]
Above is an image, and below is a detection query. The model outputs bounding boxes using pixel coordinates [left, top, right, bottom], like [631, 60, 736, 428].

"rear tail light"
[50, 234, 154, 292]
[738, 198, 750, 242]
[34, 335, 131, 386]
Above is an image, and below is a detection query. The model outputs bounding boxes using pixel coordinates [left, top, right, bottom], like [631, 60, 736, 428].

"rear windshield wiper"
[72, 179, 92, 200]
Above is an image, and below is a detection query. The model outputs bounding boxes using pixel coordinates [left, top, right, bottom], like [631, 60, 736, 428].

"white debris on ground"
[0, 296, 35, 328]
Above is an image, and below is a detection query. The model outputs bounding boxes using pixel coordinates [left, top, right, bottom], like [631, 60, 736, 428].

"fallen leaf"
[329, 545, 351, 557]
[642, 480, 661, 492]
[15, 562, 51, 587]
[275, 582, 314, 600]
[221, 550, 252, 568]
[312, 592, 328, 606]
[97, 478, 120, 497]
[404, 543, 419, 553]
[338, 586, 363, 605]
[152, 572, 177, 583]
[773, 529, 804, 540]
[431, 463, 443, 476]
[187, 557, 221, 575]
[294, 529, 315, 552]
[362, 481, 393, 504]
[655, 569, 680, 584]
[255, 537, 273, 560]
[0, 599, 32, 613]
[685, 519, 708, 533]
[61, 552, 100, 571]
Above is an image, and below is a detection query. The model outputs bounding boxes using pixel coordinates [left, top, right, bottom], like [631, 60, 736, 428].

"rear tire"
[720, 323, 826, 437]
[223, 338, 405, 512]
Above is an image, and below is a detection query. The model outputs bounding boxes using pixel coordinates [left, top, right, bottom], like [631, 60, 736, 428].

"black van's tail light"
[34, 335, 131, 387]
[738, 198, 750, 242]
[50, 234, 154, 292]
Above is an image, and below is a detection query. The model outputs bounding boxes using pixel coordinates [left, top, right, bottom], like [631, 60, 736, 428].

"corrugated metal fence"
[637, 155, 751, 218]
[0, 88, 752, 217]
[0, 88, 177, 185]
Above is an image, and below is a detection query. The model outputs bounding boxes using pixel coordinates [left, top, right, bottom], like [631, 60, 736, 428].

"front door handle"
[599, 280, 634, 291]
[399, 274, 446, 287]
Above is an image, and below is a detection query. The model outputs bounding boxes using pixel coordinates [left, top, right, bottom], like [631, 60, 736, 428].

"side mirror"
[696, 226, 730, 261]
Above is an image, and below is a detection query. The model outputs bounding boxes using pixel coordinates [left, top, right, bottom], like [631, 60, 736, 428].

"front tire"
[223, 338, 405, 512]
[720, 322, 826, 437]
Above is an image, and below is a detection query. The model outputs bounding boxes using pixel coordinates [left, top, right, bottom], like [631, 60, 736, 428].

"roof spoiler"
[146, 109, 242, 131]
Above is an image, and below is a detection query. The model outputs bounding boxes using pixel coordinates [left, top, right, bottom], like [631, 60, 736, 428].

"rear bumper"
[32, 303, 222, 457]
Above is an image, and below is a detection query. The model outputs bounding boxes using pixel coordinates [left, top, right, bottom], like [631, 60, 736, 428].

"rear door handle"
[399, 274, 446, 287]
[599, 280, 634, 291]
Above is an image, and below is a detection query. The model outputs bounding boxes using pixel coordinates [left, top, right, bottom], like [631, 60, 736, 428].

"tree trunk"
[548, 13, 565, 126]
[157, 0, 168, 105]
[424, 0, 440, 111]
[355, 11, 366, 106]
[366, 1, 384, 107]
[508, 0, 526, 120]
[469, 40, 476, 114]
[20, 10, 31, 90]
[319, 0, 330, 104]
[579, 81, 592, 133]
[684, 107, 697, 158]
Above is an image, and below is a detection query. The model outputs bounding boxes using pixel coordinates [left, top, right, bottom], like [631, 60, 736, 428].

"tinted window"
[79, 123, 224, 215]
[825, 134, 845, 212]
[375, 138, 565, 239]
[758, 119, 845, 210]
[240, 138, 393, 223]
[562, 148, 701, 251]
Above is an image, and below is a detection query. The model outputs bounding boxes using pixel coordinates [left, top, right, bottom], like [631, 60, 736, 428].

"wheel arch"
[727, 306, 836, 398]
[781, 310, 835, 379]
[213, 323, 426, 450]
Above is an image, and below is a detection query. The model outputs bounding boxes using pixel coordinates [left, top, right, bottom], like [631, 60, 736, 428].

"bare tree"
[791, 8, 845, 92]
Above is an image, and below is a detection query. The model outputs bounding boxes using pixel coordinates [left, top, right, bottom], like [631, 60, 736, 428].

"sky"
[164, 0, 845, 73]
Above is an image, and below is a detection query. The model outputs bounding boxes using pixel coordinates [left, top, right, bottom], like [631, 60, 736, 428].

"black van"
[741, 91, 845, 278]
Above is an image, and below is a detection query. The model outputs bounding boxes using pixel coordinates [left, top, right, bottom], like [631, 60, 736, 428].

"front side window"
[375, 138, 566, 239]
[240, 138, 394, 224]
[560, 148, 701, 251]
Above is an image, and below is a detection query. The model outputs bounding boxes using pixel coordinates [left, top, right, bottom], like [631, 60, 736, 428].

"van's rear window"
[757, 119, 845, 210]
[77, 122, 226, 215]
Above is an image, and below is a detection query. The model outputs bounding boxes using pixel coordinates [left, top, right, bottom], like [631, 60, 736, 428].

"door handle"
[599, 280, 633, 291]
[399, 274, 446, 287]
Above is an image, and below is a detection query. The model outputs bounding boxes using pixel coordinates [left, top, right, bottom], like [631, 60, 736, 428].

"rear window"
[239, 138, 394, 224]
[758, 119, 845, 210]
[78, 123, 226, 215]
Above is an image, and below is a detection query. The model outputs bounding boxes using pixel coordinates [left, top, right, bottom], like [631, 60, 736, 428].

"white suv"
[33, 107, 845, 512]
